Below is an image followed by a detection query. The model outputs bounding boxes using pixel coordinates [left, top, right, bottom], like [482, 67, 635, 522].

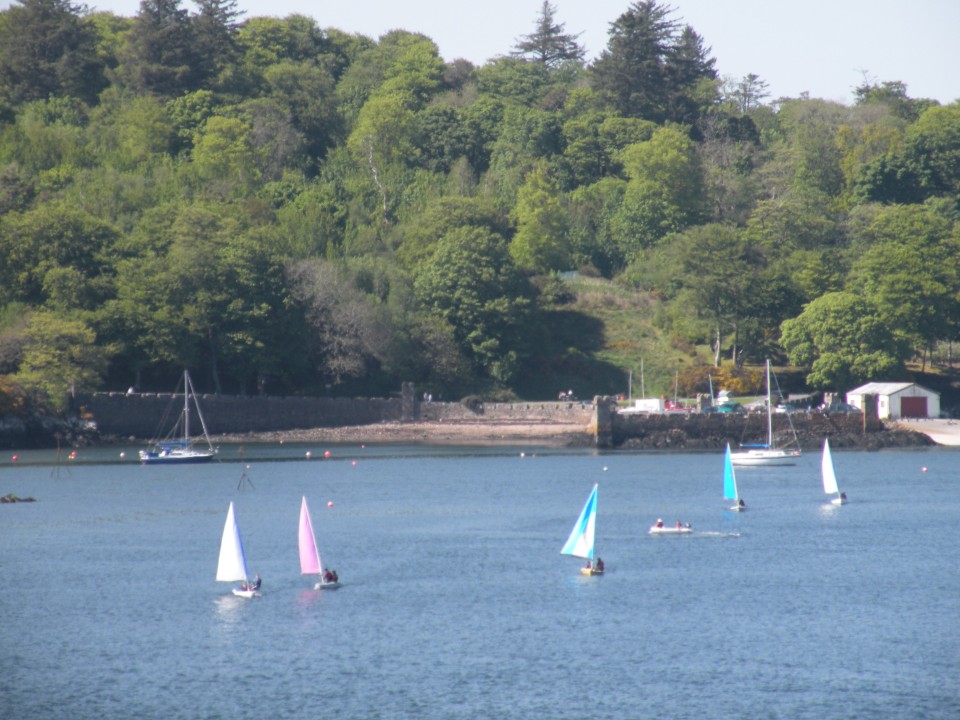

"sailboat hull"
[232, 588, 260, 598]
[730, 449, 799, 466]
[313, 580, 341, 590]
[140, 449, 215, 464]
[580, 567, 603, 576]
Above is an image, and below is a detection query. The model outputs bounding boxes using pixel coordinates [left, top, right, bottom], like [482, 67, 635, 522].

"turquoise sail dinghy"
[561, 483, 603, 575]
[723, 444, 746, 511]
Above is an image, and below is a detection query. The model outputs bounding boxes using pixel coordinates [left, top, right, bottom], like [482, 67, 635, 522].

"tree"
[723, 74, 770, 114]
[671, 224, 754, 366]
[663, 25, 717, 126]
[347, 94, 418, 225]
[610, 125, 706, 254]
[0, 201, 119, 307]
[846, 204, 960, 366]
[190, 115, 259, 197]
[14, 310, 107, 412]
[512, 1, 585, 68]
[119, 0, 201, 96]
[477, 56, 551, 107]
[509, 162, 571, 272]
[286, 259, 396, 387]
[853, 78, 933, 123]
[414, 226, 533, 383]
[0, 0, 106, 106]
[590, 1, 713, 125]
[780, 292, 907, 390]
[192, 0, 243, 89]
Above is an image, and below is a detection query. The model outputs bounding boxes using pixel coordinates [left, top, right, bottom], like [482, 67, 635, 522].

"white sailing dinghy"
[299, 496, 340, 589]
[821, 439, 847, 505]
[731, 359, 801, 466]
[561, 484, 603, 575]
[217, 501, 260, 598]
[723, 444, 746, 511]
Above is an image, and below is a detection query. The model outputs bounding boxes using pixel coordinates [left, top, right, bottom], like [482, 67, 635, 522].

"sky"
[21, 0, 960, 105]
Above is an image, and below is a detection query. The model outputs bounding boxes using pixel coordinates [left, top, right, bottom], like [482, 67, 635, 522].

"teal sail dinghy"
[723, 444, 746, 511]
[561, 483, 604, 575]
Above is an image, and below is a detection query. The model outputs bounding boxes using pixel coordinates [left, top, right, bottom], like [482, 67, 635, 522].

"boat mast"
[183, 370, 192, 444]
[765, 360, 773, 448]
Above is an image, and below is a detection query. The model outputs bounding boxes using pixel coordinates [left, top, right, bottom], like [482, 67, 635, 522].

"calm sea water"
[1, 442, 958, 720]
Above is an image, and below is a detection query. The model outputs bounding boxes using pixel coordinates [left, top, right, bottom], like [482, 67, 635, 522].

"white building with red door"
[846, 382, 940, 419]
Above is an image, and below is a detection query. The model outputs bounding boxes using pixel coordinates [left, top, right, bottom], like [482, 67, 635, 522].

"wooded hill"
[1, 0, 959, 414]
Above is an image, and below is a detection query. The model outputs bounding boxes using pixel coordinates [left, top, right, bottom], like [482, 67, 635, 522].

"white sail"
[560, 484, 597, 560]
[216, 502, 249, 583]
[821, 439, 841, 498]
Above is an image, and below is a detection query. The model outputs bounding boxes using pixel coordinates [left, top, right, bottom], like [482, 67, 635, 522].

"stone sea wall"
[21, 390, 930, 450]
[600, 401, 932, 450]
[83, 391, 595, 440]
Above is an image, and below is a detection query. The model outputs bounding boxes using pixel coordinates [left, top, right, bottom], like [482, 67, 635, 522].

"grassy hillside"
[515, 275, 960, 412]
[515, 276, 711, 401]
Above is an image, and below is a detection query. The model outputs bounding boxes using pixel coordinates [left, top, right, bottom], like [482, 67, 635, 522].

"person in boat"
[251, 574, 261, 591]
[738, 498, 746, 509]
[323, 568, 334, 583]
[655, 518, 664, 528]
[595, 558, 604, 572]
[584, 559, 592, 570]
[675, 520, 683, 528]
[330, 570, 338, 582]
[840, 492, 847, 501]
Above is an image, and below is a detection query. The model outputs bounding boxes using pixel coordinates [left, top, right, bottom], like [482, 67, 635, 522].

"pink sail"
[298, 496, 322, 575]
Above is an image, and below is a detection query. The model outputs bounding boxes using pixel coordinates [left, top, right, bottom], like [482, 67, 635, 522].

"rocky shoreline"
[208, 418, 936, 451]
[3, 414, 948, 451]
[209, 419, 596, 447]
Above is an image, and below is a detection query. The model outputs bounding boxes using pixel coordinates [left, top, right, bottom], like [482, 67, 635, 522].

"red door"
[900, 396, 927, 418]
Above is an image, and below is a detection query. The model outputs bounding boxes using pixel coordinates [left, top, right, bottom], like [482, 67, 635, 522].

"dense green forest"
[1, 0, 959, 413]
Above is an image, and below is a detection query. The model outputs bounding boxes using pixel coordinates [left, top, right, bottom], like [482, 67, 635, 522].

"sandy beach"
[890, 418, 960, 446]
[212, 420, 595, 447]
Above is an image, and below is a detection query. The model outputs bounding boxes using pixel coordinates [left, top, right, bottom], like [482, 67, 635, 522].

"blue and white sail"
[561, 484, 598, 560]
[723, 444, 742, 509]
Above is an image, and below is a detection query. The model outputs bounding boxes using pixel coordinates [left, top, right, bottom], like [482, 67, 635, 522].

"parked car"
[774, 402, 799, 414]
[820, 401, 861, 414]
[665, 399, 692, 412]
[704, 401, 744, 414]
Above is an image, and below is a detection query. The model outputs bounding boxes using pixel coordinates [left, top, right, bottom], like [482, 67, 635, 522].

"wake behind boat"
[561, 483, 604, 575]
[139, 370, 217, 464]
[731, 360, 800, 467]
